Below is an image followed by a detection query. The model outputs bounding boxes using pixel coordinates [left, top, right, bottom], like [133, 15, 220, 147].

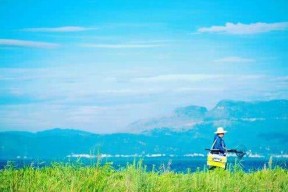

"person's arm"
[220, 140, 227, 154]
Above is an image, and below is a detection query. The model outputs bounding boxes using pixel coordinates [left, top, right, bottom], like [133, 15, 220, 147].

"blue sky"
[0, 0, 288, 133]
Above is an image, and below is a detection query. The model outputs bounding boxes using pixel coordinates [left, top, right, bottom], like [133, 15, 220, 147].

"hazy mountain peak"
[128, 99, 288, 132]
[128, 105, 208, 133]
[207, 99, 288, 120]
[174, 105, 207, 118]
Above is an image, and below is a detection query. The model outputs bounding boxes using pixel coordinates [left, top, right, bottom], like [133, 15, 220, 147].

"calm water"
[1, 157, 287, 172]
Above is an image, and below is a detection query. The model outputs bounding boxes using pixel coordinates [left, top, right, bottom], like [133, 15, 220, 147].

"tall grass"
[0, 160, 287, 192]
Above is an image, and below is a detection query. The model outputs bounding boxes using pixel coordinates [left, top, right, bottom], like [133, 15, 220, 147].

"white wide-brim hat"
[215, 127, 227, 134]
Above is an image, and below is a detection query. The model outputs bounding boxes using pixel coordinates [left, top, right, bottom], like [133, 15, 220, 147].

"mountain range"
[0, 99, 287, 160]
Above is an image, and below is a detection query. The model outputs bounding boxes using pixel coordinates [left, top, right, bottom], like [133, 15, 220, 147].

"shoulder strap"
[210, 137, 218, 150]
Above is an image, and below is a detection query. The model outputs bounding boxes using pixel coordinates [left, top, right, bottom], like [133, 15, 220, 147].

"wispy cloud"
[133, 74, 222, 83]
[22, 26, 97, 32]
[131, 74, 267, 87]
[198, 22, 288, 35]
[0, 39, 59, 48]
[1, 66, 287, 132]
[214, 56, 255, 63]
[81, 43, 164, 49]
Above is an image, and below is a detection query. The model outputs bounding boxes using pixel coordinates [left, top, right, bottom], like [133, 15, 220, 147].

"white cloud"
[97, 88, 161, 95]
[174, 87, 224, 93]
[133, 74, 222, 83]
[214, 56, 255, 63]
[1, 67, 287, 133]
[198, 22, 288, 35]
[272, 76, 288, 82]
[22, 26, 97, 32]
[81, 43, 164, 49]
[0, 39, 59, 48]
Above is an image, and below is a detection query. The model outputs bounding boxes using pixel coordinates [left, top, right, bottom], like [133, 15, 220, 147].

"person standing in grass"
[211, 127, 227, 155]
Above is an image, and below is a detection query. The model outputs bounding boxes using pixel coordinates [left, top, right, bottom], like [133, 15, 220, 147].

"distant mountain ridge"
[206, 99, 288, 120]
[0, 99, 287, 160]
[128, 105, 208, 133]
[175, 105, 207, 119]
[128, 99, 288, 133]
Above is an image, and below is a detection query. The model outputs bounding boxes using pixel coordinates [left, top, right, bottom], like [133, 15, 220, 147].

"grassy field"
[0, 160, 288, 192]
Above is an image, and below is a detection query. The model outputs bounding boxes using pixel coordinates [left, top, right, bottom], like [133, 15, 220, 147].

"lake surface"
[1, 157, 287, 172]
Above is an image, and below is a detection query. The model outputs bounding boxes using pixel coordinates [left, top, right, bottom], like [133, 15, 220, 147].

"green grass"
[0, 160, 288, 192]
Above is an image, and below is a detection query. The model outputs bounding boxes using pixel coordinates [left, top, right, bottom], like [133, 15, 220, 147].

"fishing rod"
[229, 145, 247, 168]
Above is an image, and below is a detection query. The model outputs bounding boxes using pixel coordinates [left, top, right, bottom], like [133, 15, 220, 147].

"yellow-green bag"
[207, 153, 227, 169]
